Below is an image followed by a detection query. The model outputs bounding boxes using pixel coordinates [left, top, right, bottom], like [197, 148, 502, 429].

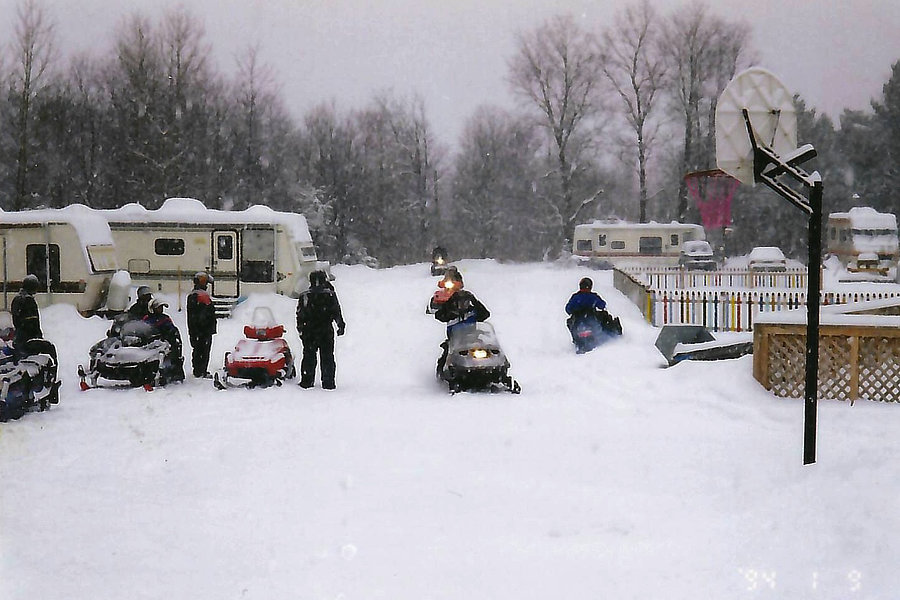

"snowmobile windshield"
[448, 322, 500, 354]
[118, 320, 158, 346]
[249, 307, 277, 328]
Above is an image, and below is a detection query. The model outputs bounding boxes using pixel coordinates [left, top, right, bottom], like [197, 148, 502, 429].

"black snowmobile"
[78, 315, 184, 391]
[0, 335, 61, 422]
[437, 322, 520, 394]
[568, 308, 623, 354]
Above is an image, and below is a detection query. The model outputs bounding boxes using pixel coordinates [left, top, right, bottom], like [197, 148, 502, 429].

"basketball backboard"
[715, 67, 797, 185]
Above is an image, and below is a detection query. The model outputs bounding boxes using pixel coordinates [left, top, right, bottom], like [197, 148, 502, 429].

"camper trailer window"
[639, 237, 663, 255]
[154, 238, 185, 255]
[597, 234, 607, 247]
[300, 245, 318, 259]
[241, 229, 276, 283]
[217, 235, 234, 260]
[840, 230, 848, 243]
[576, 239, 592, 252]
[670, 234, 679, 246]
[26, 244, 60, 287]
[611, 240, 626, 250]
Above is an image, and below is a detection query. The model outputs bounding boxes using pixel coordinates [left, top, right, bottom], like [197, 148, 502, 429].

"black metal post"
[803, 180, 823, 465]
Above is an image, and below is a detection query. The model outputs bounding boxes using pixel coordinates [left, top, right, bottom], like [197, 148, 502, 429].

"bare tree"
[661, 1, 752, 221]
[451, 106, 548, 260]
[600, 0, 665, 223]
[508, 14, 603, 251]
[9, 0, 56, 210]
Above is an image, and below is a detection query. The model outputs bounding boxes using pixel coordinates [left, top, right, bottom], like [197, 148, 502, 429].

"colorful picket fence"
[613, 268, 900, 332]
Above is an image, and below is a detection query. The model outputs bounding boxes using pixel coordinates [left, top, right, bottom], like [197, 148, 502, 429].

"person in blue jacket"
[565, 277, 607, 340]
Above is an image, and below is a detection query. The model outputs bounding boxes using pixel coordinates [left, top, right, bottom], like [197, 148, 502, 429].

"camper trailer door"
[211, 230, 239, 296]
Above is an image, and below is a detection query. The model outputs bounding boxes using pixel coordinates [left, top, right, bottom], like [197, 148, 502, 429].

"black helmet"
[136, 285, 152, 300]
[309, 270, 327, 287]
[193, 271, 212, 288]
[579, 277, 593, 291]
[23, 274, 40, 294]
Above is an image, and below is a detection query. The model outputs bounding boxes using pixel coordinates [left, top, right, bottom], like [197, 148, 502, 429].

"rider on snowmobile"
[434, 271, 490, 371]
[565, 277, 607, 341]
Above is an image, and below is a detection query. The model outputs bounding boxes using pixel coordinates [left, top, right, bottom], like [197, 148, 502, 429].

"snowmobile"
[437, 322, 520, 394]
[431, 246, 450, 276]
[0, 337, 61, 421]
[213, 307, 296, 389]
[568, 309, 623, 354]
[78, 315, 183, 391]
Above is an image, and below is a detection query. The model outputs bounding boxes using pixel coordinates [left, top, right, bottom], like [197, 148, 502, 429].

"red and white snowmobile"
[213, 307, 296, 389]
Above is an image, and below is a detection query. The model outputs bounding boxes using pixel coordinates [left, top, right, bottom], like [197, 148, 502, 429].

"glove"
[336, 323, 346, 336]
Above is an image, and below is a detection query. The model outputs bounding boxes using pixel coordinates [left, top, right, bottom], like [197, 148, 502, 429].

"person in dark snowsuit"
[10, 274, 43, 351]
[434, 271, 490, 372]
[186, 272, 217, 378]
[565, 277, 612, 343]
[143, 298, 185, 384]
[296, 270, 345, 389]
[128, 285, 154, 320]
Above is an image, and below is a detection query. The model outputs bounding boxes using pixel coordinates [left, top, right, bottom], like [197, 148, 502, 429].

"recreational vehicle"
[826, 207, 899, 277]
[101, 198, 329, 309]
[573, 220, 707, 268]
[0, 205, 118, 314]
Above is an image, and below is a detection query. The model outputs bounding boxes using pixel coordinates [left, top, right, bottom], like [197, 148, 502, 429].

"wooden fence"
[625, 266, 809, 291]
[754, 319, 900, 403]
[613, 267, 900, 332]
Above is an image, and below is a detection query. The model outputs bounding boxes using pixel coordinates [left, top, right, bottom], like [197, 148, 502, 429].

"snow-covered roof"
[0, 204, 115, 246]
[748, 246, 785, 261]
[577, 220, 703, 230]
[101, 198, 313, 243]
[830, 206, 897, 230]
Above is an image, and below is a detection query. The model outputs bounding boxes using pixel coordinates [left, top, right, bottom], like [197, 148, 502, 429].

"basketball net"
[684, 169, 739, 229]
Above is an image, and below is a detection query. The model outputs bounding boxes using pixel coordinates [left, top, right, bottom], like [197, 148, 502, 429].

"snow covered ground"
[2, 259, 898, 599]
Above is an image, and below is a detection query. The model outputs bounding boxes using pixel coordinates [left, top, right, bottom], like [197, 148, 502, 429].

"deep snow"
[1, 260, 898, 599]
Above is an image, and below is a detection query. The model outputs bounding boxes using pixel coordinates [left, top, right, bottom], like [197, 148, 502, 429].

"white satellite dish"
[716, 67, 797, 185]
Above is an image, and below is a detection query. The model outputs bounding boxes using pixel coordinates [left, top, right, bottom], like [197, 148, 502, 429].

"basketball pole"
[742, 108, 822, 465]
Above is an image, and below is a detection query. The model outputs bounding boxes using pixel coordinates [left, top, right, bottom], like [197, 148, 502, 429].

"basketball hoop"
[684, 168, 739, 229]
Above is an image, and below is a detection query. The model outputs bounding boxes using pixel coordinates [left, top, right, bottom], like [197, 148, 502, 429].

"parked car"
[678, 240, 717, 271]
[748, 246, 787, 272]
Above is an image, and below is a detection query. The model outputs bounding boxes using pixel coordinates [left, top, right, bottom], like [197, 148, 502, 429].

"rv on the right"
[826, 206, 899, 279]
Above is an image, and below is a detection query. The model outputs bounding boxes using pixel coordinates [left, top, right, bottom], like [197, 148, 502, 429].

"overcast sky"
[2, 0, 899, 145]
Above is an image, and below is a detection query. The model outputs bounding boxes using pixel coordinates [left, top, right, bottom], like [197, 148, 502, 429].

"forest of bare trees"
[1, 0, 898, 266]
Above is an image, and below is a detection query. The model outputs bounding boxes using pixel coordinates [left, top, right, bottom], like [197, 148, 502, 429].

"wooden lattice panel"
[859, 337, 900, 402]
[754, 322, 900, 403]
[767, 333, 805, 398]
[818, 336, 853, 401]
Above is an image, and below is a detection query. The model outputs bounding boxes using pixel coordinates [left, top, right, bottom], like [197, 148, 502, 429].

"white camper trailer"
[0, 205, 118, 314]
[101, 198, 328, 309]
[826, 207, 899, 278]
[573, 220, 707, 268]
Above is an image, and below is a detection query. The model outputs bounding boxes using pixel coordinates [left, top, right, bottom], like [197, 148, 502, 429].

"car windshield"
[683, 241, 712, 254]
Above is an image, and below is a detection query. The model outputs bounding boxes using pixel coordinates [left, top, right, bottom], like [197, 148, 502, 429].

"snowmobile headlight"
[444, 281, 455, 290]
[436, 257, 445, 265]
[471, 348, 489, 359]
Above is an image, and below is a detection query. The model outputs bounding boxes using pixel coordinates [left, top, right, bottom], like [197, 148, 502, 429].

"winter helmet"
[147, 298, 168, 313]
[309, 270, 328, 288]
[22, 274, 40, 294]
[136, 285, 152, 301]
[193, 272, 211, 289]
[579, 277, 593, 291]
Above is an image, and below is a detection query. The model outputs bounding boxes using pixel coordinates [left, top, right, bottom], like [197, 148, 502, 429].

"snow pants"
[190, 333, 213, 377]
[300, 329, 336, 388]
